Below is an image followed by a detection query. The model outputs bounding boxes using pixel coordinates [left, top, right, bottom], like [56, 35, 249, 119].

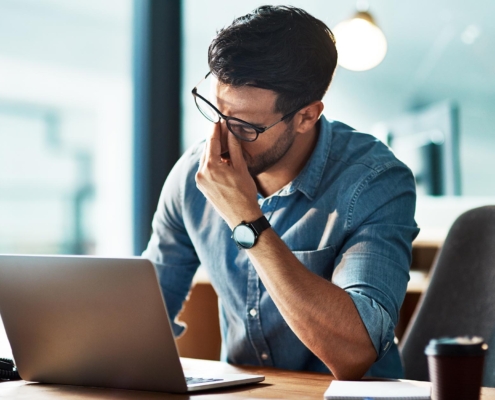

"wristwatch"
[231, 216, 271, 249]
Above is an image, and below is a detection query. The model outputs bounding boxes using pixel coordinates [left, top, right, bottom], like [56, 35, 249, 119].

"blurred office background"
[0, 0, 494, 254]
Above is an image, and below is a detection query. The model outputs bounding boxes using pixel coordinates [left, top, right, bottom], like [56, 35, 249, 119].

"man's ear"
[295, 101, 324, 134]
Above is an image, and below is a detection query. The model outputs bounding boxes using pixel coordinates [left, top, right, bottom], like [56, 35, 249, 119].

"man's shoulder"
[172, 140, 205, 177]
[161, 140, 205, 199]
[325, 118, 404, 174]
[181, 140, 205, 162]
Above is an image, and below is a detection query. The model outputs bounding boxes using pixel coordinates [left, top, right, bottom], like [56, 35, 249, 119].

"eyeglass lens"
[195, 95, 220, 123]
[226, 121, 258, 142]
[194, 96, 259, 142]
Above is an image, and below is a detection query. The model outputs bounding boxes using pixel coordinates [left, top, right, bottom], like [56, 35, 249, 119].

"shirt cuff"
[347, 291, 395, 361]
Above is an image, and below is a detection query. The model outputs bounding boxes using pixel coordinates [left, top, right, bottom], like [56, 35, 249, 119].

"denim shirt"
[143, 115, 419, 378]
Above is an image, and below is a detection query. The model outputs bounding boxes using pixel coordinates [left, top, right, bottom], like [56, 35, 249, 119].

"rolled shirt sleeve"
[332, 161, 419, 362]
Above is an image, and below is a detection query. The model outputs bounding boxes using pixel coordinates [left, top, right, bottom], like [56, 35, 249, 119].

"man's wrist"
[228, 209, 263, 229]
[231, 215, 271, 249]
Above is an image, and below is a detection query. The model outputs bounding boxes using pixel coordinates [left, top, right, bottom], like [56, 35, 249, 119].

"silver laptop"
[0, 254, 264, 393]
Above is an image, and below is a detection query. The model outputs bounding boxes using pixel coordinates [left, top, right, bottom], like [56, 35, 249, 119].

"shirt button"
[249, 308, 257, 317]
[261, 352, 269, 360]
[383, 341, 390, 351]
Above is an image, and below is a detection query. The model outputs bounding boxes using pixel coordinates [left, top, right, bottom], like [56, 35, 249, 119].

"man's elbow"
[330, 346, 377, 381]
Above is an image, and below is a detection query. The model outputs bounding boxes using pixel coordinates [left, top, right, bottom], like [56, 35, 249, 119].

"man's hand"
[195, 123, 262, 228]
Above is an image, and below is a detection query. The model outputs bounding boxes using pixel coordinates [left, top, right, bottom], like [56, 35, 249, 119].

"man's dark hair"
[208, 5, 338, 118]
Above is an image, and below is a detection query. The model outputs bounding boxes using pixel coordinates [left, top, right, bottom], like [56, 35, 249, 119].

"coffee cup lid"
[425, 336, 488, 356]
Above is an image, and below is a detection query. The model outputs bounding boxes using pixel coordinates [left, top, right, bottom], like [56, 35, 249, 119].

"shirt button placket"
[245, 199, 274, 366]
[246, 263, 273, 366]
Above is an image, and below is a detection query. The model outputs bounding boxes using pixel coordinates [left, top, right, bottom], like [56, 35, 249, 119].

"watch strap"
[249, 215, 271, 236]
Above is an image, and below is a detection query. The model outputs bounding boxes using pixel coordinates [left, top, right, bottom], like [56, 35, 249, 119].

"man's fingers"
[227, 130, 245, 168]
[207, 121, 222, 161]
[199, 139, 207, 168]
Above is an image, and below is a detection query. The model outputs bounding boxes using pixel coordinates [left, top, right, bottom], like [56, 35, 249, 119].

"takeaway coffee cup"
[425, 336, 488, 400]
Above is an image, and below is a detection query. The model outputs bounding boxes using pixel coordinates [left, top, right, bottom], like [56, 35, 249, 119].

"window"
[0, 0, 133, 255]
[0, 0, 133, 357]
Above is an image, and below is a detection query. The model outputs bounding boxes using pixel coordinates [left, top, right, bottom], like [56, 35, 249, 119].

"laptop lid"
[0, 255, 263, 393]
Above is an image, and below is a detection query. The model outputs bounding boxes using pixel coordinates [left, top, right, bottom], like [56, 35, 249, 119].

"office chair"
[399, 205, 495, 386]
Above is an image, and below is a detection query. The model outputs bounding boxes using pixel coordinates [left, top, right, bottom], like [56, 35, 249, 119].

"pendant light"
[333, 1, 387, 71]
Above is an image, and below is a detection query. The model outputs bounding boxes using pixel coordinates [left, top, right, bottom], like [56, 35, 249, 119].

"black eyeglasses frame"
[191, 72, 306, 142]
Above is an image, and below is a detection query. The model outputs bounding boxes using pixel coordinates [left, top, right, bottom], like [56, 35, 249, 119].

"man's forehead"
[210, 76, 278, 119]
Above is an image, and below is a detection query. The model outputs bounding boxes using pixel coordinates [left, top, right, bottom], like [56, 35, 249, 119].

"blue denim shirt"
[143, 115, 419, 378]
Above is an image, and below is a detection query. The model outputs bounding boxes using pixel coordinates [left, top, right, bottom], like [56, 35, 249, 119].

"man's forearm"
[246, 227, 377, 380]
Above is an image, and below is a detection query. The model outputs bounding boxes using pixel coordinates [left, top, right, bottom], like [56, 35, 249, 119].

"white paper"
[324, 380, 431, 399]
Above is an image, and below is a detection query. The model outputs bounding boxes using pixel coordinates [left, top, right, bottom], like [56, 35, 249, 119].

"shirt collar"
[276, 115, 332, 201]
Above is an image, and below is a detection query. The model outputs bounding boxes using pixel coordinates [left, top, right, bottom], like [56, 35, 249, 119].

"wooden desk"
[1, 358, 494, 399]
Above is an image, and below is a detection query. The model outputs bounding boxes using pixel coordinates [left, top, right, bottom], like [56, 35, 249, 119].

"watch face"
[233, 224, 255, 249]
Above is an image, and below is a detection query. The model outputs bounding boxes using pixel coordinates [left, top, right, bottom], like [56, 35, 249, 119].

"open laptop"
[0, 254, 264, 393]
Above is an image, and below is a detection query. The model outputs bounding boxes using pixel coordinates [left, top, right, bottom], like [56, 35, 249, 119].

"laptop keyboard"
[185, 376, 224, 385]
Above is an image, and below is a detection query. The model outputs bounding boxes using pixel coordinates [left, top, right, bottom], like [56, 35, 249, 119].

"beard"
[246, 121, 297, 176]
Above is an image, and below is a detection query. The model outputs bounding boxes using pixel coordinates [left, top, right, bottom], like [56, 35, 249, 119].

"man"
[143, 5, 419, 380]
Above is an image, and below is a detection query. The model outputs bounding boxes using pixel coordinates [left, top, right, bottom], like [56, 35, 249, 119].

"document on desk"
[324, 380, 431, 399]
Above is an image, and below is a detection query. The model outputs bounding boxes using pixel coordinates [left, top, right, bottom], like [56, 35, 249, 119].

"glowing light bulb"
[333, 12, 387, 72]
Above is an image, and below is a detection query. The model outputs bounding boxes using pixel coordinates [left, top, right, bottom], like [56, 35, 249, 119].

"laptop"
[0, 254, 264, 393]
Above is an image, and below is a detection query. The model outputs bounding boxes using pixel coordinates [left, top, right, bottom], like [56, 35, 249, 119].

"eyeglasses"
[192, 72, 304, 142]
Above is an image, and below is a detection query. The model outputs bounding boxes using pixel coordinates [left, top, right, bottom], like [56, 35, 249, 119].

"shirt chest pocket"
[291, 245, 337, 280]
